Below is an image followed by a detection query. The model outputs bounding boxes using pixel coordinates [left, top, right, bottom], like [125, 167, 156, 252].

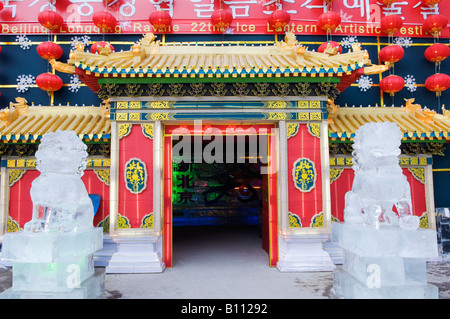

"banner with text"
[0, 0, 448, 38]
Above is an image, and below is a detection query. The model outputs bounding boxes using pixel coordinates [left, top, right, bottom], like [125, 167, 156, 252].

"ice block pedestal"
[0, 227, 104, 299]
[332, 222, 439, 299]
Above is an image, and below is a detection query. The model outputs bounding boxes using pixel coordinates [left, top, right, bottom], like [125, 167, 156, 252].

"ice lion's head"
[35, 130, 88, 176]
[352, 122, 403, 167]
[353, 122, 402, 153]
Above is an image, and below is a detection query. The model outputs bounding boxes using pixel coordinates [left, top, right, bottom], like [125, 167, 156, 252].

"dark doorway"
[171, 135, 267, 263]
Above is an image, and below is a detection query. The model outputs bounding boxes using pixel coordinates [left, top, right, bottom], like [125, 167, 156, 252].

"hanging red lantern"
[38, 10, 64, 31]
[210, 8, 233, 32]
[378, 44, 404, 63]
[318, 41, 342, 54]
[425, 73, 450, 96]
[425, 43, 450, 63]
[317, 11, 341, 32]
[0, 2, 3, 11]
[423, 14, 448, 37]
[268, 9, 291, 33]
[380, 14, 403, 35]
[36, 73, 63, 93]
[380, 75, 405, 96]
[380, 0, 398, 5]
[149, 10, 172, 32]
[37, 42, 63, 60]
[92, 11, 117, 32]
[90, 41, 115, 55]
[422, 0, 441, 6]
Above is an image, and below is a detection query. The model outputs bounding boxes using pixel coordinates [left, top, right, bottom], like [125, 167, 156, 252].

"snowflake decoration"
[68, 75, 82, 93]
[340, 9, 353, 22]
[356, 75, 373, 92]
[394, 37, 413, 48]
[15, 35, 32, 50]
[404, 74, 417, 93]
[70, 35, 91, 50]
[224, 26, 234, 35]
[119, 20, 131, 31]
[16, 74, 36, 93]
[341, 36, 358, 49]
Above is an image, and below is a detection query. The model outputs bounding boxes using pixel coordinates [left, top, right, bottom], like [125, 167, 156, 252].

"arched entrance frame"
[106, 97, 335, 273]
[163, 123, 278, 267]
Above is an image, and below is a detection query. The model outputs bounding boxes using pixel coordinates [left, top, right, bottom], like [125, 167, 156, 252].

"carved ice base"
[105, 236, 165, 273]
[276, 233, 336, 272]
[1, 228, 104, 299]
[331, 222, 439, 299]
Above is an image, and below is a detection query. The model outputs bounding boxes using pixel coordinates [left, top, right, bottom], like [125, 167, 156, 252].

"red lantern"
[423, 0, 441, 5]
[38, 10, 64, 31]
[378, 45, 404, 63]
[380, 75, 405, 96]
[268, 9, 291, 33]
[380, 15, 403, 35]
[425, 43, 450, 63]
[92, 11, 117, 32]
[423, 14, 448, 36]
[36, 73, 63, 93]
[425, 73, 450, 96]
[0, 2, 3, 11]
[149, 10, 172, 32]
[317, 11, 341, 32]
[90, 41, 115, 54]
[380, 0, 398, 5]
[210, 8, 233, 32]
[37, 42, 63, 60]
[318, 41, 342, 54]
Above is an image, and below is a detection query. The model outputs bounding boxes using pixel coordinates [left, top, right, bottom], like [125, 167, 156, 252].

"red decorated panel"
[118, 124, 154, 229]
[8, 170, 38, 229]
[287, 124, 322, 228]
[8, 169, 110, 230]
[82, 170, 110, 228]
[330, 167, 427, 222]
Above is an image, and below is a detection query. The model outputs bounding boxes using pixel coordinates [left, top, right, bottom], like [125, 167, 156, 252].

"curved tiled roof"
[51, 32, 386, 94]
[0, 105, 110, 142]
[328, 100, 450, 141]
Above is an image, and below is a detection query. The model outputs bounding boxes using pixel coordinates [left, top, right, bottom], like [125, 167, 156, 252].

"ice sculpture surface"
[1, 130, 104, 299]
[24, 130, 94, 233]
[343, 122, 420, 230]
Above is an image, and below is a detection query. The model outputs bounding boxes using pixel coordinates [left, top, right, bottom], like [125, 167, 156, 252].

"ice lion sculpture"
[343, 122, 420, 230]
[24, 130, 94, 233]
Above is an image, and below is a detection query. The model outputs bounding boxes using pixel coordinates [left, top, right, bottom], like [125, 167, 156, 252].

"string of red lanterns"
[378, 1, 406, 99]
[316, 0, 342, 61]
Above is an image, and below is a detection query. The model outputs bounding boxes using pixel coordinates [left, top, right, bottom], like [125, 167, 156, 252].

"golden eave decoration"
[0, 102, 110, 143]
[53, 32, 385, 81]
[328, 98, 450, 141]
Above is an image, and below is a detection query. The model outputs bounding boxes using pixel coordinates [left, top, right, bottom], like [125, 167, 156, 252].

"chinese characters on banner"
[0, 0, 448, 37]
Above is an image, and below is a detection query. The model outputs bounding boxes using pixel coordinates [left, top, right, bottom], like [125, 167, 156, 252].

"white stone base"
[105, 236, 165, 273]
[94, 235, 118, 267]
[276, 233, 336, 272]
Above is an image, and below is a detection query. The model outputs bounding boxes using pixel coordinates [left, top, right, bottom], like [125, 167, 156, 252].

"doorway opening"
[163, 124, 278, 268]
